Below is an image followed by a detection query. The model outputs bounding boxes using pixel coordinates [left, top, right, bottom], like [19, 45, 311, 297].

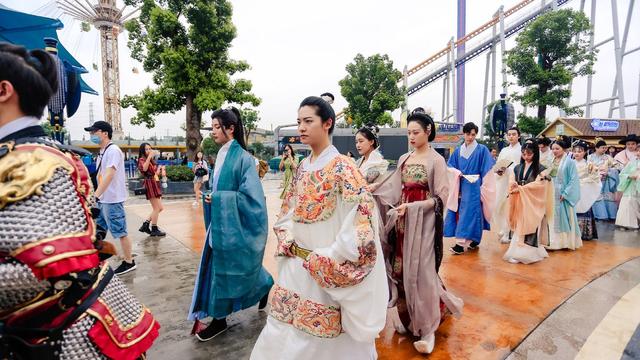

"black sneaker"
[196, 318, 228, 342]
[258, 293, 269, 311]
[449, 245, 465, 255]
[468, 242, 480, 250]
[138, 220, 151, 234]
[149, 225, 166, 237]
[114, 261, 137, 275]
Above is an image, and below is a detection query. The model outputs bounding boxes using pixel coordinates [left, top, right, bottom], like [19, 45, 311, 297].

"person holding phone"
[279, 144, 298, 199]
[192, 151, 209, 207]
[137, 143, 166, 237]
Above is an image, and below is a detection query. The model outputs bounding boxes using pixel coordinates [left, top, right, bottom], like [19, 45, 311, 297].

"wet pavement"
[111, 179, 640, 359]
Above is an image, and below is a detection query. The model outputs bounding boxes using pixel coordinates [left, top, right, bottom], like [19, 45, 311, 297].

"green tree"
[506, 9, 595, 121]
[201, 137, 221, 157]
[122, 0, 260, 160]
[241, 108, 260, 143]
[516, 113, 547, 137]
[339, 54, 404, 129]
[480, 101, 500, 150]
[248, 141, 272, 160]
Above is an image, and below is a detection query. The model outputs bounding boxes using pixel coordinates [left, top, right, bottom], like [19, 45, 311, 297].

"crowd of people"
[2, 38, 640, 359]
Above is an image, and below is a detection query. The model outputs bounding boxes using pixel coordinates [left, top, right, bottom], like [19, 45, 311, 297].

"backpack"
[258, 160, 269, 179]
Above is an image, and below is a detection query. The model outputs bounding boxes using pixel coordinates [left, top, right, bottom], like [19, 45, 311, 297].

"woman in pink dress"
[373, 111, 463, 354]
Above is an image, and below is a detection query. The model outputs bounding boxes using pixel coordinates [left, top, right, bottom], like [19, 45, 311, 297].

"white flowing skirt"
[615, 194, 640, 229]
[250, 317, 377, 360]
[503, 221, 549, 264]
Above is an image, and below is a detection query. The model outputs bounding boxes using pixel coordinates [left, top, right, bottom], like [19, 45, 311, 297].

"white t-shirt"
[97, 143, 128, 204]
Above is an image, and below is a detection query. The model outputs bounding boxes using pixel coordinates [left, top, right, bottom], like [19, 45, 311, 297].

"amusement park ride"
[54, 0, 139, 140]
[337, 0, 639, 129]
[20, 0, 640, 140]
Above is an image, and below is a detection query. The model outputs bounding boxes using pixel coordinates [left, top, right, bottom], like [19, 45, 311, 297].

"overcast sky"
[3, 0, 639, 140]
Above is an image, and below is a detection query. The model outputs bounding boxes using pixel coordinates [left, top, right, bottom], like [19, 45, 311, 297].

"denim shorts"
[96, 202, 128, 239]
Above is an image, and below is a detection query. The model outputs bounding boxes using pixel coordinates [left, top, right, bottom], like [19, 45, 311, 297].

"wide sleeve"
[509, 175, 549, 236]
[364, 159, 388, 184]
[480, 146, 496, 220]
[617, 161, 637, 193]
[373, 154, 407, 208]
[302, 160, 378, 289]
[207, 156, 268, 296]
[430, 153, 450, 208]
[447, 147, 459, 168]
[561, 159, 581, 207]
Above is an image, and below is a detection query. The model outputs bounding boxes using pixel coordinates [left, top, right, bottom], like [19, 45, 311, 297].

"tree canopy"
[122, 0, 260, 160]
[505, 9, 595, 121]
[339, 54, 404, 129]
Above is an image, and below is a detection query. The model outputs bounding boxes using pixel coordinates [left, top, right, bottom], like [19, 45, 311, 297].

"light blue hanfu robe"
[188, 140, 274, 320]
[444, 141, 495, 243]
[547, 154, 582, 250]
[587, 153, 618, 220]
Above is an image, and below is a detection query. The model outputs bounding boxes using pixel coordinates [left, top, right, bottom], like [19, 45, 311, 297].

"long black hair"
[0, 42, 58, 118]
[356, 124, 380, 149]
[210, 107, 247, 150]
[520, 141, 541, 177]
[407, 112, 436, 142]
[138, 142, 153, 162]
[283, 144, 295, 157]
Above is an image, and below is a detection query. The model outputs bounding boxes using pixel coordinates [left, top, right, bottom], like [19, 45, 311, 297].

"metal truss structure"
[57, 0, 138, 139]
[336, 0, 638, 126]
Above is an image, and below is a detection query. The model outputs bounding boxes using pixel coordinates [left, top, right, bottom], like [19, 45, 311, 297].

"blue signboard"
[590, 118, 619, 132]
[436, 122, 463, 133]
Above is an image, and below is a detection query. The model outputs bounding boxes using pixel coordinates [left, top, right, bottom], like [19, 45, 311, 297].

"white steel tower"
[57, 0, 138, 139]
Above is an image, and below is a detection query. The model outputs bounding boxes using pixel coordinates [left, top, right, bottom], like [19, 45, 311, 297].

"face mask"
[90, 134, 101, 144]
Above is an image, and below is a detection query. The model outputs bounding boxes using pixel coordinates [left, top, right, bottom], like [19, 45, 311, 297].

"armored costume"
[0, 124, 159, 360]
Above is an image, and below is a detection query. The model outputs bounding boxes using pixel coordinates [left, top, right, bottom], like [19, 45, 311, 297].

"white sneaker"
[413, 333, 435, 354]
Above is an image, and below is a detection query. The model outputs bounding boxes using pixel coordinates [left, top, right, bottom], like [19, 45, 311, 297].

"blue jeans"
[96, 202, 128, 239]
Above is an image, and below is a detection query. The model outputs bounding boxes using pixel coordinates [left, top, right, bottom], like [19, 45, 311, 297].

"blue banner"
[590, 118, 619, 132]
[436, 122, 463, 133]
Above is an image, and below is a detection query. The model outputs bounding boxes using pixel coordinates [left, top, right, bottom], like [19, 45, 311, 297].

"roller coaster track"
[336, 0, 570, 119]
[407, 0, 570, 96]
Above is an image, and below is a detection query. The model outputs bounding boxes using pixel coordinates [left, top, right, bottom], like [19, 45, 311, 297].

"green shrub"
[165, 165, 194, 182]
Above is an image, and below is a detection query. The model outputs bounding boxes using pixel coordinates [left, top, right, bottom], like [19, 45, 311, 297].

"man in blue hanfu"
[446, 122, 496, 254]
[188, 108, 274, 341]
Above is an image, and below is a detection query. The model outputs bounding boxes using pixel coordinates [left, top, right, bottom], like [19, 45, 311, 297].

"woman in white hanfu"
[355, 124, 389, 185]
[250, 97, 388, 360]
[493, 126, 523, 243]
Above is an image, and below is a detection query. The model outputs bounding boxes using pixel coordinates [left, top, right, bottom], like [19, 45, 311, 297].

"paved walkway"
[111, 179, 640, 359]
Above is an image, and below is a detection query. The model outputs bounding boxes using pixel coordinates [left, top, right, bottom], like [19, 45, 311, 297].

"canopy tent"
[0, 4, 98, 95]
